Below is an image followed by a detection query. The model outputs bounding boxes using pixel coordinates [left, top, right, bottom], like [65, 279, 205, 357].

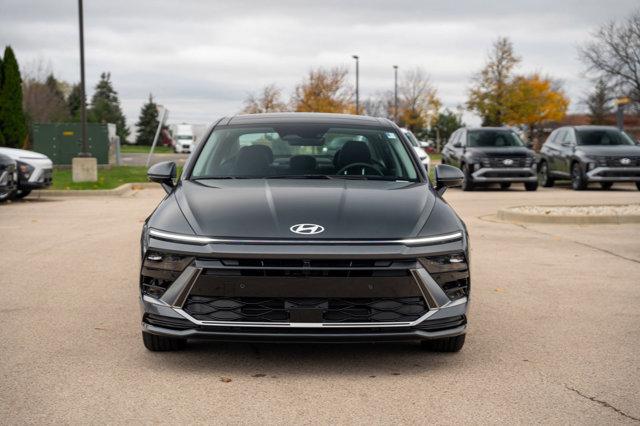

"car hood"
[0, 147, 50, 161]
[577, 145, 640, 157]
[466, 147, 533, 156]
[170, 179, 438, 239]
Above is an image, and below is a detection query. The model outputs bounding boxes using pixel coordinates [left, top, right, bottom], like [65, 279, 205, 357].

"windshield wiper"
[192, 176, 238, 180]
[266, 175, 332, 179]
[333, 175, 410, 181]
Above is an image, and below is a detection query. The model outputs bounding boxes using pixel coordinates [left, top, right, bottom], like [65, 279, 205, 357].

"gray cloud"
[1, 0, 638, 130]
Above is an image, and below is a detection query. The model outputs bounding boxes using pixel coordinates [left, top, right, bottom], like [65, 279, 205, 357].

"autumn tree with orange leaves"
[504, 74, 569, 139]
[291, 67, 353, 113]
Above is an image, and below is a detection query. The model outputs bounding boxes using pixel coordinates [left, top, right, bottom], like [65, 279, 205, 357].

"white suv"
[0, 147, 53, 199]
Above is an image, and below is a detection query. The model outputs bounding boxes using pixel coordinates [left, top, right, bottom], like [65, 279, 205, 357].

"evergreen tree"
[89, 72, 129, 141]
[0, 46, 27, 147]
[67, 83, 84, 120]
[586, 78, 612, 124]
[135, 94, 159, 145]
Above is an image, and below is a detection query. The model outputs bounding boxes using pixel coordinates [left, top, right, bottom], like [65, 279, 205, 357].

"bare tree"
[398, 67, 441, 132]
[241, 84, 288, 114]
[579, 10, 640, 102]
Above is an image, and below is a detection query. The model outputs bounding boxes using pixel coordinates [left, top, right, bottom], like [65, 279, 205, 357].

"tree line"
[2, 9, 639, 150]
[0, 47, 158, 148]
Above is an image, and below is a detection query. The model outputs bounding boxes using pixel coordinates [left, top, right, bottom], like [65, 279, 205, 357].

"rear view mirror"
[434, 164, 464, 195]
[148, 161, 176, 193]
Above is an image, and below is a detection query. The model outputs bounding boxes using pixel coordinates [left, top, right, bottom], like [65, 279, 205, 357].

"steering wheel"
[336, 162, 384, 176]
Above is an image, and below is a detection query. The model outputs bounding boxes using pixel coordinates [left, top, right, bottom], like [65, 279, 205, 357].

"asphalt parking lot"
[1, 185, 639, 424]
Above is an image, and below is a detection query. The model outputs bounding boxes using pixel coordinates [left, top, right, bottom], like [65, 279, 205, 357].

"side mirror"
[526, 142, 534, 149]
[419, 141, 429, 148]
[148, 161, 176, 193]
[434, 164, 464, 195]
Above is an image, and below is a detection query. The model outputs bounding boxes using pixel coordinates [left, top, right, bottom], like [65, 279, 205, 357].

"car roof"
[219, 112, 394, 128]
[464, 127, 514, 131]
[571, 125, 619, 131]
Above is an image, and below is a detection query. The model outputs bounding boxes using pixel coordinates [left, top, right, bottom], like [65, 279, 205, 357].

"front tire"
[11, 189, 31, 200]
[538, 161, 554, 187]
[142, 331, 187, 351]
[0, 190, 13, 203]
[421, 334, 465, 352]
[461, 164, 474, 191]
[571, 162, 588, 190]
[600, 182, 613, 190]
[524, 181, 538, 191]
[636, 182, 640, 191]
[500, 182, 511, 190]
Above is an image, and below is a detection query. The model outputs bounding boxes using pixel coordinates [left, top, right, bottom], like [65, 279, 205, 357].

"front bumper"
[139, 234, 470, 343]
[141, 295, 468, 343]
[471, 167, 537, 183]
[19, 167, 53, 189]
[586, 166, 640, 182]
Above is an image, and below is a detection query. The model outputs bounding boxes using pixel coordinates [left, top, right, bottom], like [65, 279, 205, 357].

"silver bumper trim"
[471, 167, 537, 182]
[586, 166, 640, 181]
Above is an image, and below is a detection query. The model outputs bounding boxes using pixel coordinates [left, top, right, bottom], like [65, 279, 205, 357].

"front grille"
[596, 156, 640, 167]
[183, 296, 429, 323]
[203, 258, 409, 278]
[481, 156, 530, 168]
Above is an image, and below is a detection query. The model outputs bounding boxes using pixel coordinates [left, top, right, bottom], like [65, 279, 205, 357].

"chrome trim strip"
[586, 166, 640, 181]
[165, 297, 468, 329]
[149, 228, 463, 247]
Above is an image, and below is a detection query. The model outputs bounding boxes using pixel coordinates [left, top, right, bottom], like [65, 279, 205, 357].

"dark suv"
[441, 127, 538, 191]
[140, 113, 470, 352]
[538, 125, 640, 190]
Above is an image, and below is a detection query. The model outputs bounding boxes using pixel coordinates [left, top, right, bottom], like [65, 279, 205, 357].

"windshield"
[403, 130, 420, 147]
[576, 128, 636, 146]
[190, 124, 419, 181]
[468, 130, 525, 147]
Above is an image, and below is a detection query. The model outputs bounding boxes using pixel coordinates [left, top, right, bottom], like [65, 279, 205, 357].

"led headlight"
[420, 253, 470, 301]
[16, 161, 34, 180]
[140, 251, 194, 298]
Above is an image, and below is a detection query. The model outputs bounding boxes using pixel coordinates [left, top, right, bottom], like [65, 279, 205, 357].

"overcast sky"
[1, 0, 638, 132]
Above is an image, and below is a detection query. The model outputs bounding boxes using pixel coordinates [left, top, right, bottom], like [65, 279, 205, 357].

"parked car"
[139, 113, 469, 352]
[400, 128, 431, 171]
[538, 125, 640, 190]
[0, 154, 17, 202]
[441, 127, 538, 191]
[0, 148, 53, 199]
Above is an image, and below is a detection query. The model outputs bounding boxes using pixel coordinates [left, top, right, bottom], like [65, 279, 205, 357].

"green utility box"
[32, 123, 116, 165]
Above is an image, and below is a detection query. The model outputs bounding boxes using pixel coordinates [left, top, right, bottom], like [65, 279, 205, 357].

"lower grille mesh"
[183, 296, 428, 323]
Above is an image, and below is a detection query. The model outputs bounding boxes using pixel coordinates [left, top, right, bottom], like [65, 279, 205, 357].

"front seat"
[289, 155, 317, 174]
[235, 145, 274, 176]
[334, 141, 372, 171]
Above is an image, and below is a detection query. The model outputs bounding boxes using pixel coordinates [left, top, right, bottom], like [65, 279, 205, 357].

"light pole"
[72, 0, 97, 182]
[352, 55, 359, 114]
[393, 65, 398, 123]
[78, 0, 88, 156]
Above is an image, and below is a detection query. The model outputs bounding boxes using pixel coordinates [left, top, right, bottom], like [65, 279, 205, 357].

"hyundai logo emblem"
[503, 159, 514, 166]
[620, 158, 631, 165]
[290, 224, 325, 235]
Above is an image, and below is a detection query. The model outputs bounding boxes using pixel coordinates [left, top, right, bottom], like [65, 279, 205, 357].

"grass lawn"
[120, 144, 173, 154]
[51, 166, 150, 190]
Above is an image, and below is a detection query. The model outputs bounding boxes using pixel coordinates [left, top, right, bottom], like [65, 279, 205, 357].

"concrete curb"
[32, 182, 157, 197]
[497, 205, 640, 224]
